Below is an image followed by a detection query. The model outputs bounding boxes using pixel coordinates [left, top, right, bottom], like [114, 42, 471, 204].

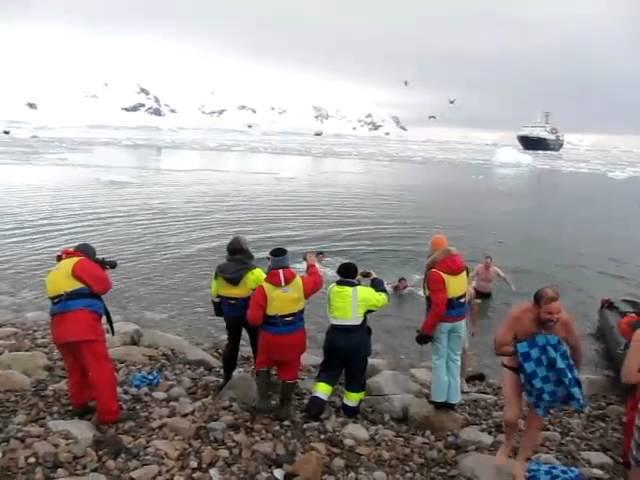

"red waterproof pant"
[57, 340, 121, 424]
[255, 330, 305, 381]
[624, 390, 640, 465]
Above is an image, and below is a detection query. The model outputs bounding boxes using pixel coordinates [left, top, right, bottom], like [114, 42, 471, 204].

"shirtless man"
[494, 287, 582, 480]
[471, 255, 515, 299]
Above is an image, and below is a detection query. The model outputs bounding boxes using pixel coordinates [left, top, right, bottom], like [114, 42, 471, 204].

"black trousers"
[315, 324, 371, 398]
[222, 315, 259, 380]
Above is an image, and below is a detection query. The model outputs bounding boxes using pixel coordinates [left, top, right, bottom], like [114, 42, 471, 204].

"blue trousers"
[430, 320, 466, 404]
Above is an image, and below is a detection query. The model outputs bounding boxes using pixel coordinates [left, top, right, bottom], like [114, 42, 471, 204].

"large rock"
[366, 370, 422, 396]
[366, 358, 390, 378]
[47, 420, 97, 451]
[151, 439, 186, 460]
[32, 440, 56, 462]
[581, 375, 616, 396]
[301, 352, 322, 368]
[0, 340, 19, 353]
[286, 451, 323, 480]
[0, 370, 32, 391]
[579, 451, 614, 467]
[218, 372, 256, 406]
[458, 453, 514, 480]
[130, 466, 160, 480]
[459, 427, 495, 448]
[409, 368, 432, 386]
[140, 329, 220, 368]
[407, 398, 464, 433]
[109, 346, 160, 363]
[362, 394, 415, 420]
[165, 417, 194, 439]
[342, 423, 370, 442]
[0, 351, 49, 379]
[0, 327, 21, 339]
[107, 322, 143, 348]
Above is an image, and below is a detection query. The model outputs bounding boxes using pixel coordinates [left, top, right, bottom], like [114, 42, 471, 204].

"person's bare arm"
[622, 331, 640, 384]
[470, 265, 479, 281]
[495, 267, 516, 291]
[562, 315, 582, 369]
[494, 309, 518, 356]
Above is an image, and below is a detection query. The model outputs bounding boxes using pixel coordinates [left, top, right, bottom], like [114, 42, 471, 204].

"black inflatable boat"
[598, 298, 640, 371]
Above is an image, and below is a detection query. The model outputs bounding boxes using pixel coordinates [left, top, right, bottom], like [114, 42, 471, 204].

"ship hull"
[517, 135, 563, 152]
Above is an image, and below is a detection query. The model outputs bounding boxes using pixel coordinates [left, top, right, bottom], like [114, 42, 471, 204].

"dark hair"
[484, 255, 493, 261]
[398, 277, 407, 282]
[533, 287, 560, 307]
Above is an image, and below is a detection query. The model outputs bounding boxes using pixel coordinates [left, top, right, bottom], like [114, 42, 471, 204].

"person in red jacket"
[620, 313, 640, 469]
[247, 248, 323, 419]
[45, 243, 121, 424]
[416, 234, 469, 409]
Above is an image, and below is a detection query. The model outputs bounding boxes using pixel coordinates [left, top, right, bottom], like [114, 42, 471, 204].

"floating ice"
[607, 171, 631, 180]
[492, 146, 533, 166]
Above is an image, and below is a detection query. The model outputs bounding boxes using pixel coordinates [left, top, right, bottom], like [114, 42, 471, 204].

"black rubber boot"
[341, 402, 360, 418]
[304, 395, 326, 420]
[255, 369, 272, 414]
[275, 381, 297, 420]
[72, 404, 96, 419]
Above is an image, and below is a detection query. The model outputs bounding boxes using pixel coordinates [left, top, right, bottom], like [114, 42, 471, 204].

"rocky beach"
[0, 289, 629, 479]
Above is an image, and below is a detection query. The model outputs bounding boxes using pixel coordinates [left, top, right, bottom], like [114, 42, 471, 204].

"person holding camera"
[247, 248, 323, 419]
[45, 243, 121, 424]
[304, 263, 389, 420]
[416, 234, 469, 410]
[211, 236, 266, 387]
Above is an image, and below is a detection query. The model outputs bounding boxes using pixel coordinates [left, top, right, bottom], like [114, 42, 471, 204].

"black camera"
[55, 254, 117, 270]
[360, 270, 372, 279]
[95, 258, 118, 270]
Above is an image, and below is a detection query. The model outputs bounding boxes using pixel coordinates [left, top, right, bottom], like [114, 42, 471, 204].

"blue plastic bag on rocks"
[130, 370, 161, 389]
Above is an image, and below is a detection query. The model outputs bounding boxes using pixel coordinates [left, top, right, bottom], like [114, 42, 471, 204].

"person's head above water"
[533, 286, 562, 326]
[429, 234, 449, 254]
[336, 262, 358, 280]
[483, 255, 493, 267]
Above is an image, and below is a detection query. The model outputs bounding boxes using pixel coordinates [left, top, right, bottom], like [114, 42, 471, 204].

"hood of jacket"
[215, 255, 256, 286]
[264, 268, 298, 288]
[425, 247, 467, 276]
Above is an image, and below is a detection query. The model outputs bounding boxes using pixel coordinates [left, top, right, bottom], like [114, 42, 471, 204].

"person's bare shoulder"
[556, 310, 577, 336]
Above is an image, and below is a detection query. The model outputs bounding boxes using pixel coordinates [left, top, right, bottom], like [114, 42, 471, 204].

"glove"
[415, 331, 433, 345]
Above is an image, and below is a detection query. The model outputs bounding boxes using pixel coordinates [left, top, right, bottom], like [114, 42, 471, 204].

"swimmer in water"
[470, 255, 515, 300]
[392, 277, 409, 294]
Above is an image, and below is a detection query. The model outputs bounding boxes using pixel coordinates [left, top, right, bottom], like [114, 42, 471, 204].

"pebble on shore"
[0, 312, 628, 479]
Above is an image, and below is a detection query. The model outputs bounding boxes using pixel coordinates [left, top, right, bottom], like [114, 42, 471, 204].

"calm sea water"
[2, 129, 640, 375]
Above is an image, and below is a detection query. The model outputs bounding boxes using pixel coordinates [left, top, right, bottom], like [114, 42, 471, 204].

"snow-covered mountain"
[3, 82, 409, 136]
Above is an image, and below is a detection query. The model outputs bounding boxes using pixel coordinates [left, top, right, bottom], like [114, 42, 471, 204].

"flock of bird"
[403, 79, 456, 121]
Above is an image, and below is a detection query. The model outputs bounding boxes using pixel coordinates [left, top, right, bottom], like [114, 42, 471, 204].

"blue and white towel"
[515, 333, 585, 418]
[527, 461, 584, 480]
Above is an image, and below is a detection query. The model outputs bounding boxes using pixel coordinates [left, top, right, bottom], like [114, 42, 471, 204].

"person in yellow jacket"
[211, 236, 266, 386]
[304, 262, 390, 419]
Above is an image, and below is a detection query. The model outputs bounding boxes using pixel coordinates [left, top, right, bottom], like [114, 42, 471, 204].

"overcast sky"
[2, 0, 638, 133]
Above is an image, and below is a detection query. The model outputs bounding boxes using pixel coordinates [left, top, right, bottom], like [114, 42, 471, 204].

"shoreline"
[0, 304, 628, 479]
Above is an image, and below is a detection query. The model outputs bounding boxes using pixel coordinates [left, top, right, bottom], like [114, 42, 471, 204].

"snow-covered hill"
[1, 82, 409, 136]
